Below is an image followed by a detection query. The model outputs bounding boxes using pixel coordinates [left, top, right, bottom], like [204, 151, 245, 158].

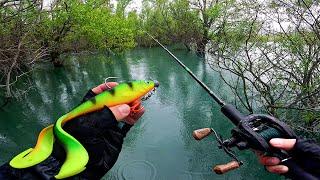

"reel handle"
[192, 128, 212, 140]
[213, 161, 241, 174]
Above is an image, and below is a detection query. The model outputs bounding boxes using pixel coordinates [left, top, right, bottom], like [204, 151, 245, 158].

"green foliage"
[277, 32, 305, 56]
[137, 0, 227, 49]
[215, 20, 260, 52]
[0, 1, 40, 39]
[137, 0, 174, 46]
[71, 0, 134, 51]
[302, 111, 320, 124]
[70, 1, 136, 52]
[207, 3, 222, 20]
[294, 0, 313, 8]
[1, 0, 137, 57]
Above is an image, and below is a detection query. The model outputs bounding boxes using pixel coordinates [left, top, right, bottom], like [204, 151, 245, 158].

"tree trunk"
[184, 43, 191, 51]
[50, 51, 63, 67]
[196, 38, 208, 57]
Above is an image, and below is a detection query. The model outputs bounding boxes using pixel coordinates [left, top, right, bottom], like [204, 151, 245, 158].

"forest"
[0, 0, 319, 136]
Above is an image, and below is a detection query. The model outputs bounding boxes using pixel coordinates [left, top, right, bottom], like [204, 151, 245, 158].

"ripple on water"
[0, 134, 17, 151]
[117, 160, 157, 180]
[180, 171, 212, 180]
[0, 134, 7, 144]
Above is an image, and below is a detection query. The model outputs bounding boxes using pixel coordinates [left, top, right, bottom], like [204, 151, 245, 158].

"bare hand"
[257, 138, 297, 174]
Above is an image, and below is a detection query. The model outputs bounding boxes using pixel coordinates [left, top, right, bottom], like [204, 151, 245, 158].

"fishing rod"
[146, 32, 225, 106]
[146, 32, 244, 125]
[146, 32, 310, 179]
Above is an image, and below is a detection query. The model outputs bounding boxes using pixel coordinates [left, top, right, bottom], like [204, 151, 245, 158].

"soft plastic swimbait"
[10, 80, 159, 179]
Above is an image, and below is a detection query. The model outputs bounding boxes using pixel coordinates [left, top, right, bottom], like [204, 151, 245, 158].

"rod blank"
[146, 32, 225, 107]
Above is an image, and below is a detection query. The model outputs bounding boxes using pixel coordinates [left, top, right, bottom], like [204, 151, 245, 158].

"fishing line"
[145, 32, 225, 107]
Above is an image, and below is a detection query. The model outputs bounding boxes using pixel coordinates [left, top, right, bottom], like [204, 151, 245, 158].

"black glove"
[0, 90, 133, 180]
[282, 138, 320, 180]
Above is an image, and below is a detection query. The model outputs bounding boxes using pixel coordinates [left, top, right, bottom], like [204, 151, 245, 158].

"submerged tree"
[207, 0, 320, 134]
[188, 0, 230, 56]
[139, 0, 232, 56]
[39, 0, 136, 65]
[0, 0, 138, 102]
[0, 0, 47, 103]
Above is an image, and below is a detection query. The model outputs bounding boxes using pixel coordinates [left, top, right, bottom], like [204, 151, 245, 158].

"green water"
[0, 47, 280, 179]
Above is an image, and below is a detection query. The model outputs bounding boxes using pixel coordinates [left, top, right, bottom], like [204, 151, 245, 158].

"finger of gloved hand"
[269, 138, 296, 151]
[124, 106, 145, 125]
[92, 82, 118, 94]
[259, 156, 281, 166]
[266, 165, 289, 174]
[109, 104, 131, 121]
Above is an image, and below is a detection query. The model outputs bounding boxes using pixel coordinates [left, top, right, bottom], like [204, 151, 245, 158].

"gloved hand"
[257, 138, 320, 180]
[0, 82, 145, 180]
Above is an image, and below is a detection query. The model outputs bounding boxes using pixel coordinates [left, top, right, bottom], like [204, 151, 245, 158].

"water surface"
[0, 47, 280, 179]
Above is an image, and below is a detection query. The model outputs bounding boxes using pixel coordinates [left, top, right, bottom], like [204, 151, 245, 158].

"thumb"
[109, 104, 130, 121]
[269, 138, 297, 151]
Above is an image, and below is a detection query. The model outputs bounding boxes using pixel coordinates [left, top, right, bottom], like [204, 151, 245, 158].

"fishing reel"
[193, 104, 297, 174]
[150, 34, 317, 178]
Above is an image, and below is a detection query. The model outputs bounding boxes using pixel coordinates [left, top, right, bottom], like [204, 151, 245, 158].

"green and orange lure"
[10, 80, 159, 179]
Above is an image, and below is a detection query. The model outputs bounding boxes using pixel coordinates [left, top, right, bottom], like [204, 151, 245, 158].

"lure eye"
[154, 81, 159, 87]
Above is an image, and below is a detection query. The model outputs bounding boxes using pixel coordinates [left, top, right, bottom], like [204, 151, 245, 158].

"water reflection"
[0, 47, 280, 180]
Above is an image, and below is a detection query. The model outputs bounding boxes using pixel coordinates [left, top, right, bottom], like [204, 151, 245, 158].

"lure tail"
[9, 125, 54, 168]
[53, 115, 89, 179]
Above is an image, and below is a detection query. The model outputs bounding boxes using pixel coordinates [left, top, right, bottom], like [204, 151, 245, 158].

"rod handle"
[221, 104, 245, 125]
[192, 128, 212, 140]
[213, 161, 240, 174]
